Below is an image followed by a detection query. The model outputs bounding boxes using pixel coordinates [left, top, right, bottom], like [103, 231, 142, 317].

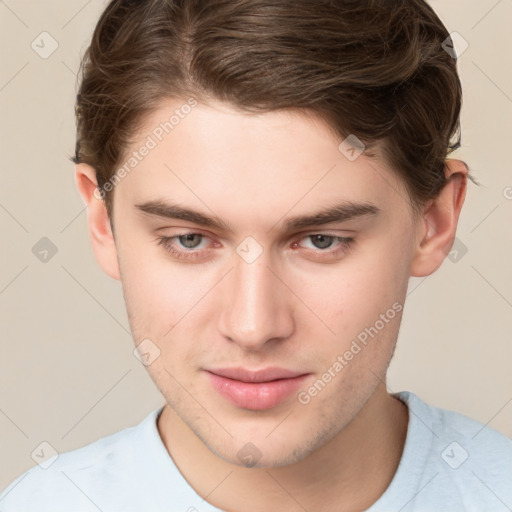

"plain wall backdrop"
[1, 0, 511, 491]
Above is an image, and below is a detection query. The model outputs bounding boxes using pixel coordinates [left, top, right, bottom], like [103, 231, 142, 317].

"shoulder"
[412, 391, 512, 466]
[396, 391, 512, 511]
[398, 390, 512, 454]
[0, 408, 163, 512]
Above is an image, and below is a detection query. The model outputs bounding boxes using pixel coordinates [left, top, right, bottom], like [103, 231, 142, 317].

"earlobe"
[409, 159, 468, 277]
[75, 164, 121, 280]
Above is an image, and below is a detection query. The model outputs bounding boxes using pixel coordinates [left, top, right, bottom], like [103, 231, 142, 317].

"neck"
[158, 383, 408, 512]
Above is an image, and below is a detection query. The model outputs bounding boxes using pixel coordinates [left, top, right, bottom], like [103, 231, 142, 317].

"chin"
[198, 423, 334, 469]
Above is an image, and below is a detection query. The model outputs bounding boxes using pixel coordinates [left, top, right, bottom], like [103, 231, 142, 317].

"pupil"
[180, 234, 201, 249]
[313, 235, 333, 249]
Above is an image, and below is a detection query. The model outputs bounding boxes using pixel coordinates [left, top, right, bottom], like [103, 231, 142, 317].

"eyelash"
[155, 232, 355, 262]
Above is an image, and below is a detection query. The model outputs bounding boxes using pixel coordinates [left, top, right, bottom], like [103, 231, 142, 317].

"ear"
[409, 159, 468, 277]
[75, 164, 120, 280]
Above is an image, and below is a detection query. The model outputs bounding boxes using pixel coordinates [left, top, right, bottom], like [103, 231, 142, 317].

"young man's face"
[81, 98, 450, 467]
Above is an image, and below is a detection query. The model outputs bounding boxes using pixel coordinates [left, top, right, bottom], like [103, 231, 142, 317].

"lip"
[206, 367, 310, 410]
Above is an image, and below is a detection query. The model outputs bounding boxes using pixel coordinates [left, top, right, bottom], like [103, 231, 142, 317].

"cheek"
[121, 258, 206, 384]
[119, 247, 218, 346]
[293, 241, 409, 336]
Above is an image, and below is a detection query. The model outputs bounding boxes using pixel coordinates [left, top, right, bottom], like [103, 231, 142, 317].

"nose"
[218, 251, 295, 351]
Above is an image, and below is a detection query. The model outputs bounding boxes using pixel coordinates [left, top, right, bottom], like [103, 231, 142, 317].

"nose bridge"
[219, 250, 293, 349]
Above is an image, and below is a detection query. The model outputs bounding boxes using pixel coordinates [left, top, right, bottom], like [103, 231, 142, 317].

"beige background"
[1, 0, 511, 491]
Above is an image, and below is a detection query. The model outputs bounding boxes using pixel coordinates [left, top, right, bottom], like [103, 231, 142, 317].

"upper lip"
[206, 367, 307, 383]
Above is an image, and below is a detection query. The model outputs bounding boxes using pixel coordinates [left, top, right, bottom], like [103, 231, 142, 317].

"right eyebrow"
[135, 200, 232, 232]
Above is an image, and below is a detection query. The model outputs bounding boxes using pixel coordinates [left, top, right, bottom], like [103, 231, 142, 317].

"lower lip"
[206, 372, 309, 411]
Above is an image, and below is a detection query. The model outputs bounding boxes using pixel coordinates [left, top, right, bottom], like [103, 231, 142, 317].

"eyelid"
[156, 230, 355, 262]
[154, 226, 355, 239]
[157, 229, 353, 246]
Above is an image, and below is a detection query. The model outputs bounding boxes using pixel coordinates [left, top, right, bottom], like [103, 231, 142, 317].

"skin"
[76, 98, 467, 511]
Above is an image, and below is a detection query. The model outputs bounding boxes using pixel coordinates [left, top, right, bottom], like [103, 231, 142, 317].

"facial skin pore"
[76, 98, 467, 511]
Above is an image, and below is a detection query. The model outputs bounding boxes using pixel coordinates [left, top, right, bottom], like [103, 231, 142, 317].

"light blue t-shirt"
[1, 391, 511, 511]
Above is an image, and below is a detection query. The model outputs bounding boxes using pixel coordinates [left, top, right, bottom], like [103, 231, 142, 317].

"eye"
[301, 234, 342, 250]
[156, 233, 212, 261]
[155, 232, 355, 262]
[172, 233, 205, 250]
[293, 234, 355, 260]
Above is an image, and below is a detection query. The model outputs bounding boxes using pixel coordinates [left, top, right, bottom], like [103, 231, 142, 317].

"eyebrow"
[135, 199, 380, 233]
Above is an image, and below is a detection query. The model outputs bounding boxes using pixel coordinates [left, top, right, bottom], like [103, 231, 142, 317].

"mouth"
[205, 367, 310, 411]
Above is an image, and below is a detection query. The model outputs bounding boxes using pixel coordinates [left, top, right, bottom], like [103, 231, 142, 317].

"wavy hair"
[71, 0, 475, 218]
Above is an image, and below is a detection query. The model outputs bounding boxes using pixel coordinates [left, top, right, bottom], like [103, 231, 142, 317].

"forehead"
[114, 98, 412, 226]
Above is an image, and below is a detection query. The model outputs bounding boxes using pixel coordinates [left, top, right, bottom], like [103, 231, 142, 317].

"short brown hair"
[71, 0, 474, 218]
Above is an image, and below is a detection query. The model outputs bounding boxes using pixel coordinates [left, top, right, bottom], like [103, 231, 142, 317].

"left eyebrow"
[281, 201, 380, 231]
[135, 199, 380, 234]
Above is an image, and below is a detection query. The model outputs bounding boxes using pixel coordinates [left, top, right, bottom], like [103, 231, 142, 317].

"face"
[109, 98, 420, 467]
